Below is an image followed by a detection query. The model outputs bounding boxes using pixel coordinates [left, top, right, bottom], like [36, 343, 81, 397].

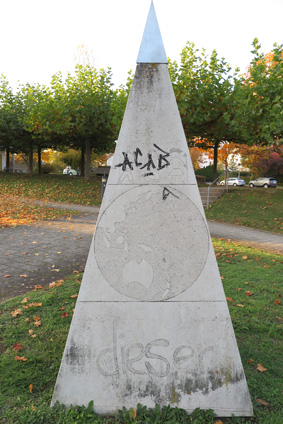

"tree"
[50, 65, 117, 181]
[238, 143, 283, 179]
[0, 75, 30, 171]
[207, 141, 240, 173]
[18, 83, 54, 174]
[234, 39, 283, 149]
[169, 43, 240, 179]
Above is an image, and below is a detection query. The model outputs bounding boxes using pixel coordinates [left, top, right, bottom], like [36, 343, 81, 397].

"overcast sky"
[1, 0, 283, 89]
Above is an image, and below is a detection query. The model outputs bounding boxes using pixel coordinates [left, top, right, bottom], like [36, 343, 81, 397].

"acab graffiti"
[115, 144, 170, 176]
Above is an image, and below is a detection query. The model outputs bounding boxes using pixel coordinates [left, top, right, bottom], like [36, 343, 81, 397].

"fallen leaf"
[31, 334, 37, 338]
[34, 321, 41, 327]
[31, 405, 36, 411]
[14, 356, 27, 362]
[29, 384, 33, 393]
[34, 285, 44, 290]
[11, 309, 23, 317]
[237, 304, 245, 308]
[132, 408, 137, 419]
[247, 359, 254, 363]
[226, 297, 234, 302]
[70, 295, 78, 298]
[214, 421, 223, 424]
[32, 241, 38, 244]
[255, 398, 269, 406]
[245, 291, 253, 296]
[56, 282, 62, 287]
[33, 316, 40, 321]
[21, 297, 28, 303]
[13, 343, 23, 351]
[275, 299, 281, 305]
[3, 274, 11, 278]
[242, 255, 248, 260]
[59, 307, 65, 310]
[57, 252, 62, 254]
[61, 312, 68, 318]
[257, 363, 268, 372]
[20, 274, 28, 278]
[73, 270, 79, 274]
[236, 288, 242, 291]
[28, 303, 42, 308]
[49, 282, 56, 288]
[243, 282, 249, 285]
[22, 252, 28, 255]
[28, 329, 34, 335]
[34, 253, 40, 256]
[52, 269, 60, 272]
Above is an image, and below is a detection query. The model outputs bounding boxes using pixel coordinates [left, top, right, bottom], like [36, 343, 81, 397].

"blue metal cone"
[137, 1, 167, 63]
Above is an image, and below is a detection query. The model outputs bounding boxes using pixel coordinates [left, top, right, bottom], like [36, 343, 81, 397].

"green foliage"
[195, 165, 221, 182]
[41, 163, 55, 174]
[168, 43, 240, 179]
[60, 149, 82, 170]
[234, 39, 283, 147]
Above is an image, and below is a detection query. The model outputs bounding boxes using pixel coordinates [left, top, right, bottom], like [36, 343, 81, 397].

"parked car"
[249, 177, 277, 188]
[63, 167, 78, 176]
[219, 177, 246, 186]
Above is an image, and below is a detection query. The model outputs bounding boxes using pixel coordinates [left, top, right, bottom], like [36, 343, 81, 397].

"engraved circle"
[94, 186, 209, 301]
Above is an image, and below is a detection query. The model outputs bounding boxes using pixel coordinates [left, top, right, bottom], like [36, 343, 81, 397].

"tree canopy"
[169, 42, 240, 179]
[1, 39, 283, 180]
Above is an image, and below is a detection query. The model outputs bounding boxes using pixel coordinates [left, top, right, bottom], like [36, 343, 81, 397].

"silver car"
[249, 177, 277, 188]
[219, 177, 246, 186]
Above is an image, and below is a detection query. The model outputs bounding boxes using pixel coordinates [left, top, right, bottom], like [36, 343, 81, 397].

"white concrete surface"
[52, 3, 253, 417]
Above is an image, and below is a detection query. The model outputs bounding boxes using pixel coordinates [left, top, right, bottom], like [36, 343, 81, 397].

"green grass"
[0, 173, 103, 206]
[206, 188, 283, 234]
[0, 241, 282, 423]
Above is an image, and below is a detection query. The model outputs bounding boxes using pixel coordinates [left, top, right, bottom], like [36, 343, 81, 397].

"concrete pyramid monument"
[52, 2, 253, 417]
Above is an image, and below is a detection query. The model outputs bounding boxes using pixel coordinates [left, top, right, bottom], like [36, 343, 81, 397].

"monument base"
[52, 301, 253, 417]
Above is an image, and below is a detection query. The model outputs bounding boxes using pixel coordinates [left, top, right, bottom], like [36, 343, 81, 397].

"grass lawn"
[0, 173, 102, 228]
[0, 173, 102, 206]
[206, 187, 283, 234]
[0, 241, 282, 424]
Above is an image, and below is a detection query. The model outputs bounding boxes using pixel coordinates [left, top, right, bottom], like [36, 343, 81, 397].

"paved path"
[0, 207, 99, 303]
[208, 220, 283, 255]
[1, 201, 282, 303]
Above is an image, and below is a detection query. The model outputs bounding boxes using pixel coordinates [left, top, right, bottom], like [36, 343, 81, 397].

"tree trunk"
[37, 145, 41, 175]
[81, 145, 85, 177]
[213, 141, 220, 181]
[85, 138, 91, 182]
[28, 140, 33, 175]
[5, 147, 10, 172]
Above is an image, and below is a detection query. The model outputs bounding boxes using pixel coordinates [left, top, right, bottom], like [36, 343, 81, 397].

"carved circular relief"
[94, 186, 209, 301]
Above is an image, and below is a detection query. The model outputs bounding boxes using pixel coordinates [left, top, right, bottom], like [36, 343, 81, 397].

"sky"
[1, 0, 283, 90]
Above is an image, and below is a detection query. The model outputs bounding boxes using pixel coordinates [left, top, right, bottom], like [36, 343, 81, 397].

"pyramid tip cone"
[137, 1, 167, 64]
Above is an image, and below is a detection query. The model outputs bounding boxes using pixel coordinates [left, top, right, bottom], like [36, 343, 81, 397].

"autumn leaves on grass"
[10, 276, 80, 367]
[0, 194, 77, 228]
